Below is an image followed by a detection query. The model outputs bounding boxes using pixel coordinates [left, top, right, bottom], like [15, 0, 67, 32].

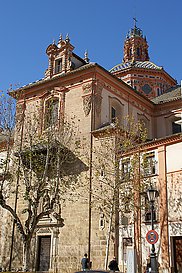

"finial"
[59, 34, 62, 43]
[84, 50, 90, 63]
[52, 39, 56, 45]
[57, 34, 62, 48]
[65, 33, 70, 43]
[133, 17, 137, 28]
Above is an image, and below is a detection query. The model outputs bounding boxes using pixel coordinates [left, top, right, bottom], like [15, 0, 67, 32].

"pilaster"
[158, 145, 170, 272]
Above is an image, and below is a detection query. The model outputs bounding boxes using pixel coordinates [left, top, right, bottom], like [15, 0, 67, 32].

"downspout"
[88, 77, 96, 267]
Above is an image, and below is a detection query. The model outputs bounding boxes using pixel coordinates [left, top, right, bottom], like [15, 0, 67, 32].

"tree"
[90, 116, 149, 270]
[0, 93, 85, 271]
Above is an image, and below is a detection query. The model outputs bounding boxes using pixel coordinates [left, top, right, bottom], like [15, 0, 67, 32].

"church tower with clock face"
[110, 20, 177, 98]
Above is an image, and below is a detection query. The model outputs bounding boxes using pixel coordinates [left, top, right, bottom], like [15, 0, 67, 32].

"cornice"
[119, 133, 182, 156]
[113, 65, 176, 84]
[9, 62, 155, 112]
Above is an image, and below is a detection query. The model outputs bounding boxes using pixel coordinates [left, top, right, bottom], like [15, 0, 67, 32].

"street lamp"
[147, 185, 159, 273]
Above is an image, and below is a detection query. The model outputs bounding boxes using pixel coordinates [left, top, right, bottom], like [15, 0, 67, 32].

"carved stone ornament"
[169, 222, 182, 236]
[43, 190, 51, 211]
[96, 82, 103, 96]
[37, 227, 51, 234]
[94, 95, 102, 116]
[82, 82, 92, 95]
[83, 95, 92, 116]
[94, 83, 103, 115]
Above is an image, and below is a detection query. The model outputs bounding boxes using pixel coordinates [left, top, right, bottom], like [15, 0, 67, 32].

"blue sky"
[0, 0, 181, 92]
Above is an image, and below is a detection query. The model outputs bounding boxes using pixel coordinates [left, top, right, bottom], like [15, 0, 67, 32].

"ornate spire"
[59, 34, 62, 43]
[65, 33, 70, 43]
[57, 34, 63, 48]
[84, 50, 90, 63]
[125, 18, 143, 39]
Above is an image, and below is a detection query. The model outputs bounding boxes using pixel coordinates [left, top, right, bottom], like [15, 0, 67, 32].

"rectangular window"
[137, 47, 140, 57]
[172, 121, 181, 134]
[157, 88, 162, 96]
[143, 152, 156, 176]
[55, 59, 62, 73]
[111, 107, 116, 123]
[120, 158, 130, 181]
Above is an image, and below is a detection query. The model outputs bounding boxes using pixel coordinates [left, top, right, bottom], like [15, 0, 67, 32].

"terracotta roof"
[110, 61, 163, 73]
[10, 63, 97, 95]
[10, 62, 153, 105]
[151, 85, 181, 104]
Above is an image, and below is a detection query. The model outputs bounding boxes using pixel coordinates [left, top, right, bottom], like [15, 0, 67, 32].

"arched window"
[44, 97, 59, 129]
[109, 97, 124, 125]
[138, 113, 150, 139]
[129, 48, 132, 57]
[165, 114, 182, 135]
[137, 47, 140, 57]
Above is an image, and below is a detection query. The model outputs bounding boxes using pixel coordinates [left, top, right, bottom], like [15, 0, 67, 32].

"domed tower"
[110, 20, 177, 99]
[123, 20, 149, 63]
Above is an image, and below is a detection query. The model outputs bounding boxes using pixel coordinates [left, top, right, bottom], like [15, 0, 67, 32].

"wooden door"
[173, 237, 182, 273]
[37, 236, 51, 272]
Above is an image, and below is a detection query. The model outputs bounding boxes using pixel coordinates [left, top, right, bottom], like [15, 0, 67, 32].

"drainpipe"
[88, 77, 96, 267]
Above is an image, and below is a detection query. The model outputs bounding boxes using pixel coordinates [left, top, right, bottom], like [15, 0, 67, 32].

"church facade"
[0, 23, 182, 273]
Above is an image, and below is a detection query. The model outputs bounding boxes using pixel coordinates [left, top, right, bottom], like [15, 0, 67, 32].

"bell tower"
[110, 19, 177, 99]
[123, 18, 149, 63]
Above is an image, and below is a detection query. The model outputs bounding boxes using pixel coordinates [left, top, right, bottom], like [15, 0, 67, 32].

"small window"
[137, 47, 140, 57]
[99, 213, 105, 230]
[157, 88, 161, 96]
[142, 84, 152, 95]
[119, 158, 131, 183]
[172, 121, 181, 134]
[121, 158, 130, 175]
[111, 107, 116, 123]
[143, 152, 156, 176]
[109, 98, 124, 125]
[44, 98, 59, 129]
[55, 59, 62, 73]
